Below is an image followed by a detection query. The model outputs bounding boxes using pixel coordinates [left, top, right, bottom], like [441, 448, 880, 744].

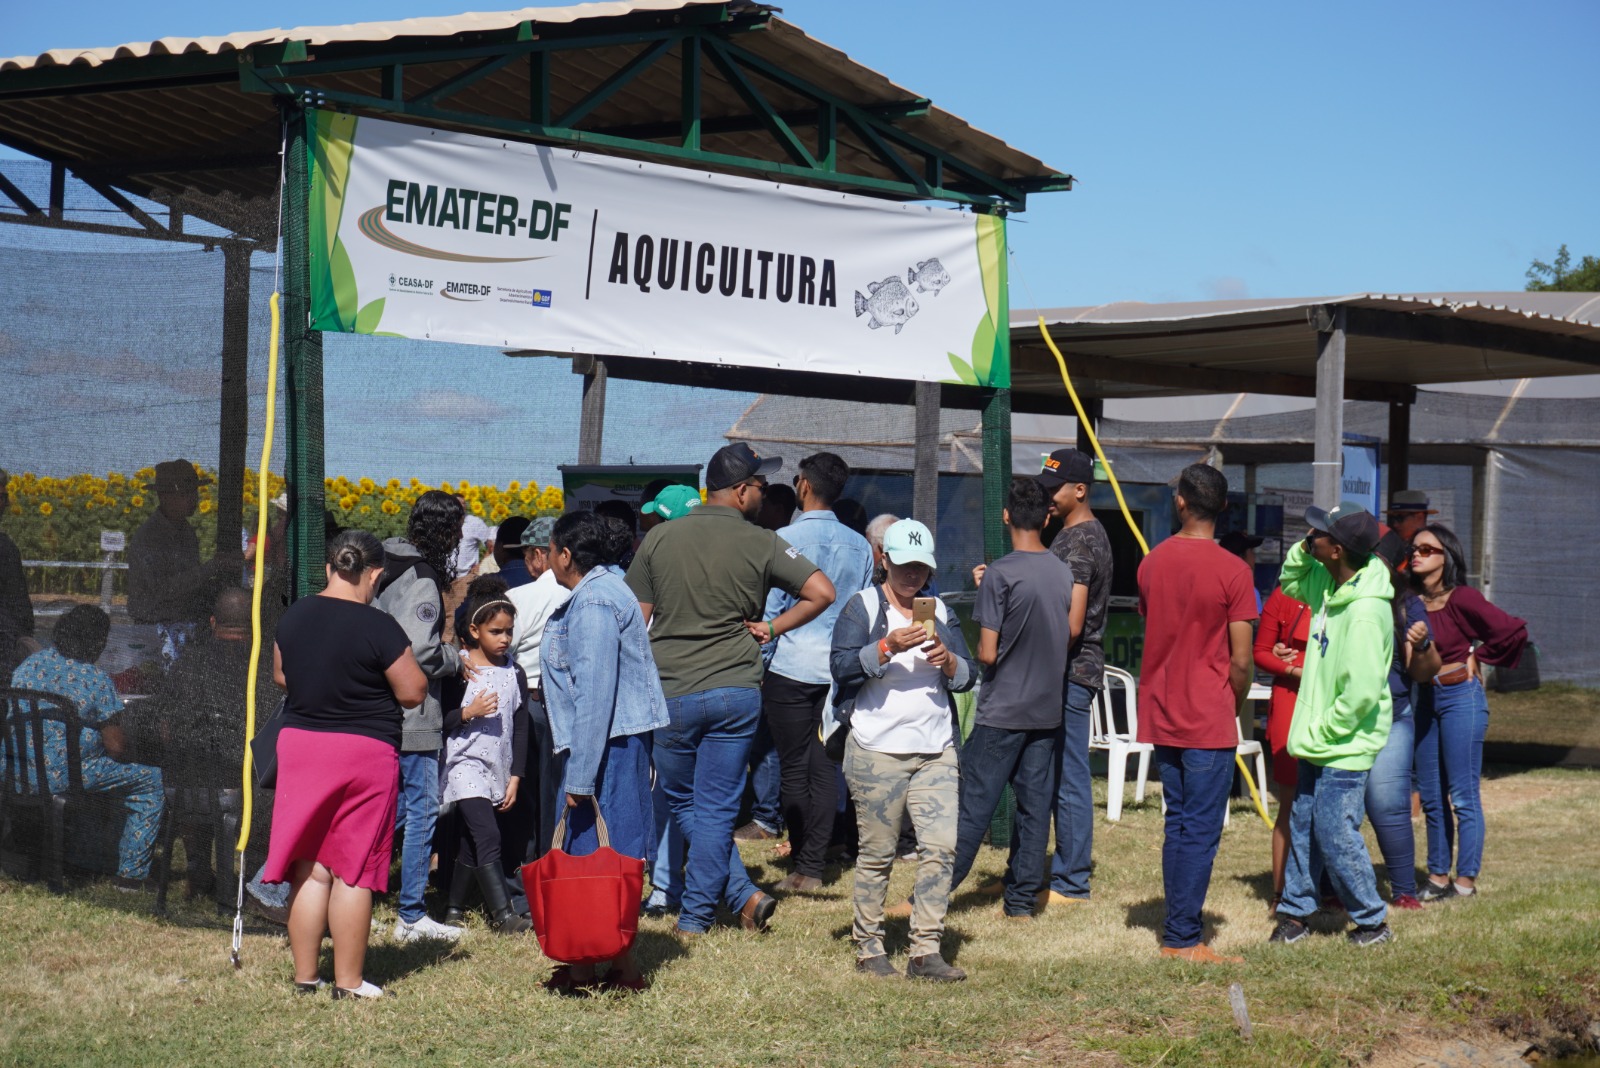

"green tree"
[1525, 244, 1600, 291]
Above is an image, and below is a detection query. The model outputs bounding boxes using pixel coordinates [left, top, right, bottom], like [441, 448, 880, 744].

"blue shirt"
[10, 647, 124, 791]
[542, 565, 669, 795]
[1389, 594, 1430, 716]
[763, 510, 874, 685]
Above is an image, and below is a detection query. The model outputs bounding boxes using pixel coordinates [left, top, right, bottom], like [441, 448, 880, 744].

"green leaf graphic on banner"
[307, 112, 361, 333]
[970, 313, 997, 386]
[946, 352, 979, 386]
[354, 297, 386, 334]
[330, 237, 359, 333]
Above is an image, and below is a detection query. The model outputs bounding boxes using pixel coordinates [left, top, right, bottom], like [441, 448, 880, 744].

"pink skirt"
[263, 727, 399, 892]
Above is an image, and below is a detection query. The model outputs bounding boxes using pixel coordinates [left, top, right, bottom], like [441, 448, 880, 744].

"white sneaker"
[393, 916, 463, 943]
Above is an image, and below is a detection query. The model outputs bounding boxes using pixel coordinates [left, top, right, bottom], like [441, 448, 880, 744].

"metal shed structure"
[0, 0, 1072, 592]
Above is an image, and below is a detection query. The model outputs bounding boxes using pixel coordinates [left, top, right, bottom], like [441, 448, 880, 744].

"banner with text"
[307, 113, 1008, 387]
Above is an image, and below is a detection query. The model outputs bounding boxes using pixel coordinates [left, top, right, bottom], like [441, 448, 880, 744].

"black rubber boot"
[444, 861, 473, 927]
[475, 863, 531, 934]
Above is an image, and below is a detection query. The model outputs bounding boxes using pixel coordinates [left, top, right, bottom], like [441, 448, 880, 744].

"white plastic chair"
[1091, 666, 1153, 821]
[1233, 712, 1270, 828]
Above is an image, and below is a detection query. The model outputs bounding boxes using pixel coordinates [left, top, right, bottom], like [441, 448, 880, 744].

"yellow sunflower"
[38, 502, 53, 516]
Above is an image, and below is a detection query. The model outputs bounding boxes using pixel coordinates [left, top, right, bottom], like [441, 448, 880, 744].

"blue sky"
[8, 0, 1596, 305]
[3, 1, 1597, 482]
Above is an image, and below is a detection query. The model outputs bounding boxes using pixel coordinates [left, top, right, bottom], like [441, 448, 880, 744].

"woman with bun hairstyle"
[1408, 523, 1528, 902]
[540, 511, 669, 992]
[265, 530, 427, 999]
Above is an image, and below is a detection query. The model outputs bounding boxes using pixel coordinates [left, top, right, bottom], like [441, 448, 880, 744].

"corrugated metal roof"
[1011, 292, 1600, 395]
[0, 1, 1066, 230]
[0, 1, 724, 71]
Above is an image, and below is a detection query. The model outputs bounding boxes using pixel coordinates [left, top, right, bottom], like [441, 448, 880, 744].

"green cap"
[642, 484, 701, 521]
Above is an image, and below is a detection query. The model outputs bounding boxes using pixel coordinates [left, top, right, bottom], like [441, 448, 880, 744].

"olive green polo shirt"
[626, 504, 818, 700]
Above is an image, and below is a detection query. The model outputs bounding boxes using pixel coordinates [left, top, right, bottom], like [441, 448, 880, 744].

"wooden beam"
[1386, 401, 1411, 506]
[1313, 306, 1347, 509]
[1010, 344, 1417, 404]
[913, 380, 940, 526]
[1342, 305, 1600, 371]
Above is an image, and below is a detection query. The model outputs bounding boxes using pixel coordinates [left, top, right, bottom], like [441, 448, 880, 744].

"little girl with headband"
[440, 581, 531, 934]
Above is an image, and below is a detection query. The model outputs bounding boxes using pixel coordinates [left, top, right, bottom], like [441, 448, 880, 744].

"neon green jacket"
[1280, 540, 1394, 771]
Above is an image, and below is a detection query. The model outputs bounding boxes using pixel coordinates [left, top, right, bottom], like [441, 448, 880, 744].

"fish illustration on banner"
[907, 258, 951, 295]
[854, 275, 920, 334]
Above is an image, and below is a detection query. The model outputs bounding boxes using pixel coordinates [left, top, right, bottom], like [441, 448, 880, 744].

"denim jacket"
[829, 587, 976, 726]
[764, 511, 874, 684]
[541, 565, 669, 795]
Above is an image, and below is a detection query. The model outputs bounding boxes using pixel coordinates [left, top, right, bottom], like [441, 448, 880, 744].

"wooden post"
[215, 242, 251, 560]
[1312, 306, 1346, 509]
[1075, 396, 1102, 458]
[577, 355, 608, 465]
[1386, 400, 1411, 507]
[913, 380, 940, 526]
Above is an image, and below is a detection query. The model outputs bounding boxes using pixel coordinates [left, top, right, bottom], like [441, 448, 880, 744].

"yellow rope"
[1035, 316, 1273, 829]
[236, 291, 281, 852]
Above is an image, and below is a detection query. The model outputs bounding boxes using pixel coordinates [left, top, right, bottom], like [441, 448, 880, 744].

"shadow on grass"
[633, 928, 689, 980]
[1231, 869, 1276, 908]
[826, 917, 969, 962]
[1123, 895, 1229, 946]
[354, 937, 469, 987]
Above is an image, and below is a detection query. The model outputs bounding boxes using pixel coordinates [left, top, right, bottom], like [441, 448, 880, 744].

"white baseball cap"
[882, 518, 936, 569]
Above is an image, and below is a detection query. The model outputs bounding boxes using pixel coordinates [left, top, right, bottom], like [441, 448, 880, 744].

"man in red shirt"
[1137, 464, 1257, 964]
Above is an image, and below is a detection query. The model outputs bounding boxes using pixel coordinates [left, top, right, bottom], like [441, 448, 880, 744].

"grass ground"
[2, 766, 1597, 1068]
[1487, 684, 1600, 754]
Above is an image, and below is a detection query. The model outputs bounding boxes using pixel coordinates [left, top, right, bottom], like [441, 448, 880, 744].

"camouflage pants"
[843, 735, 959, 960]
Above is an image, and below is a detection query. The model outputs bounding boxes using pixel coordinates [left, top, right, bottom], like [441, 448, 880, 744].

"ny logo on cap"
[907, 531, 923, 546]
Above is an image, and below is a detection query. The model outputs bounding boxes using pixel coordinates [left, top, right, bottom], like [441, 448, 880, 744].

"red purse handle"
[549, 795, 612, 853]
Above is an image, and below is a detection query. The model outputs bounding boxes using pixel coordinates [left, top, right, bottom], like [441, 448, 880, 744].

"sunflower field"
[3, 467, 564, 593]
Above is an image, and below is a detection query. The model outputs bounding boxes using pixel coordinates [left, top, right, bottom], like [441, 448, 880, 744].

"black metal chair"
[0, 687, 87, 892]
[154, 784, 241, 916]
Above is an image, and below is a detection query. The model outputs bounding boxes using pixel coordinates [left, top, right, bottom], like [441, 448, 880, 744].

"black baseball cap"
[706, 443, 782, 491]
[1305, 501, 1380, 557]
[496, 515, 531, 548]
[1037, 448, 1095, 489]
[1219, 530, 1264, 557]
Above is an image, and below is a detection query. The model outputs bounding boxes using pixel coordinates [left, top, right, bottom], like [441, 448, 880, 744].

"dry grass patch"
[0, 767, 1596, 1067]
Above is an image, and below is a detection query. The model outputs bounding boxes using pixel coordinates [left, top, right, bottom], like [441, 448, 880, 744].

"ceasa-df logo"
[531, 289, 553, 308]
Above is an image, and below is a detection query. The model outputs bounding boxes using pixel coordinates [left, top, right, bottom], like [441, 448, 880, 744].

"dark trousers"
[456, 796, 502, 867]
[1155, 745, 1235, 948]
[524, 695, 562, 862]
[763, 672, 836, 879]
[950, 724, 1058, 916]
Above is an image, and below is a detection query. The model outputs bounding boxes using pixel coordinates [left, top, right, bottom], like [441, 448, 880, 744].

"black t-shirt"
[1050, 519, 1114, 689]
[276, 595, 411, 748]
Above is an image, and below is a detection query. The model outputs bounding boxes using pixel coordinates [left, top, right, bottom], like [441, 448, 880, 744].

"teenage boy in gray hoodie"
[375, 490, 468, 943]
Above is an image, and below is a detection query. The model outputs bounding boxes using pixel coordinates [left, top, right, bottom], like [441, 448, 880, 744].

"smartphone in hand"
[912, 597, 937, 640]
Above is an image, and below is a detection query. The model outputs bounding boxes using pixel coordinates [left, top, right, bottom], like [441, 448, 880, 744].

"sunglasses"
[1410, 544, 1444, 559]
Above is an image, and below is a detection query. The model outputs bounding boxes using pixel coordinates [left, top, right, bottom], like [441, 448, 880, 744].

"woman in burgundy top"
[1253, 586, 1310, 908]
[1408, 523, 1528, 902]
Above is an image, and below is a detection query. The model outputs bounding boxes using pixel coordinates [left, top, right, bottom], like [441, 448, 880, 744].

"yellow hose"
[236, 291, 281, 852]
[1036, 316, 1273, 829]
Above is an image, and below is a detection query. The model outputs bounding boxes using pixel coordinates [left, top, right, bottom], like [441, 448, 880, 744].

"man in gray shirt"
[951, 479, 1074, 919]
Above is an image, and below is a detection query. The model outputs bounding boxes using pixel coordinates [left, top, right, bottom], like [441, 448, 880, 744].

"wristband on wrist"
[878, 638, 891, 659]
[767, 620, 776, 640]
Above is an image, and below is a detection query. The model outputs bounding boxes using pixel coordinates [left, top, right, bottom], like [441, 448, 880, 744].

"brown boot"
[1159, 943, 1243, 964]
[739, 891, 776, 932]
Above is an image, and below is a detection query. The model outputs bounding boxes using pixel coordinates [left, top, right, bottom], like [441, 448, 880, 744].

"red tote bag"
[520, 797, 645, 966]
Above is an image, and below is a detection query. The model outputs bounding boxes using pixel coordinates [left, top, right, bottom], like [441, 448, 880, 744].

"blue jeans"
[951, 724, 1057, 916]
[1414, 678, 1489, 878]
[394, 750, 442, 924]
[1282, 762, 1387, 928]
[1050, 682, 1096, 899]
[1155, 746, 1234, 948]
[647, 768, 685, 910]
[749, 717, 783, 834]
[653, 686, 763, 933]
[1365, 709, 1416, 898]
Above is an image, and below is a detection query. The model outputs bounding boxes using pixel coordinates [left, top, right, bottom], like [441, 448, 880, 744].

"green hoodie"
[1280, 539, 1395, 771]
